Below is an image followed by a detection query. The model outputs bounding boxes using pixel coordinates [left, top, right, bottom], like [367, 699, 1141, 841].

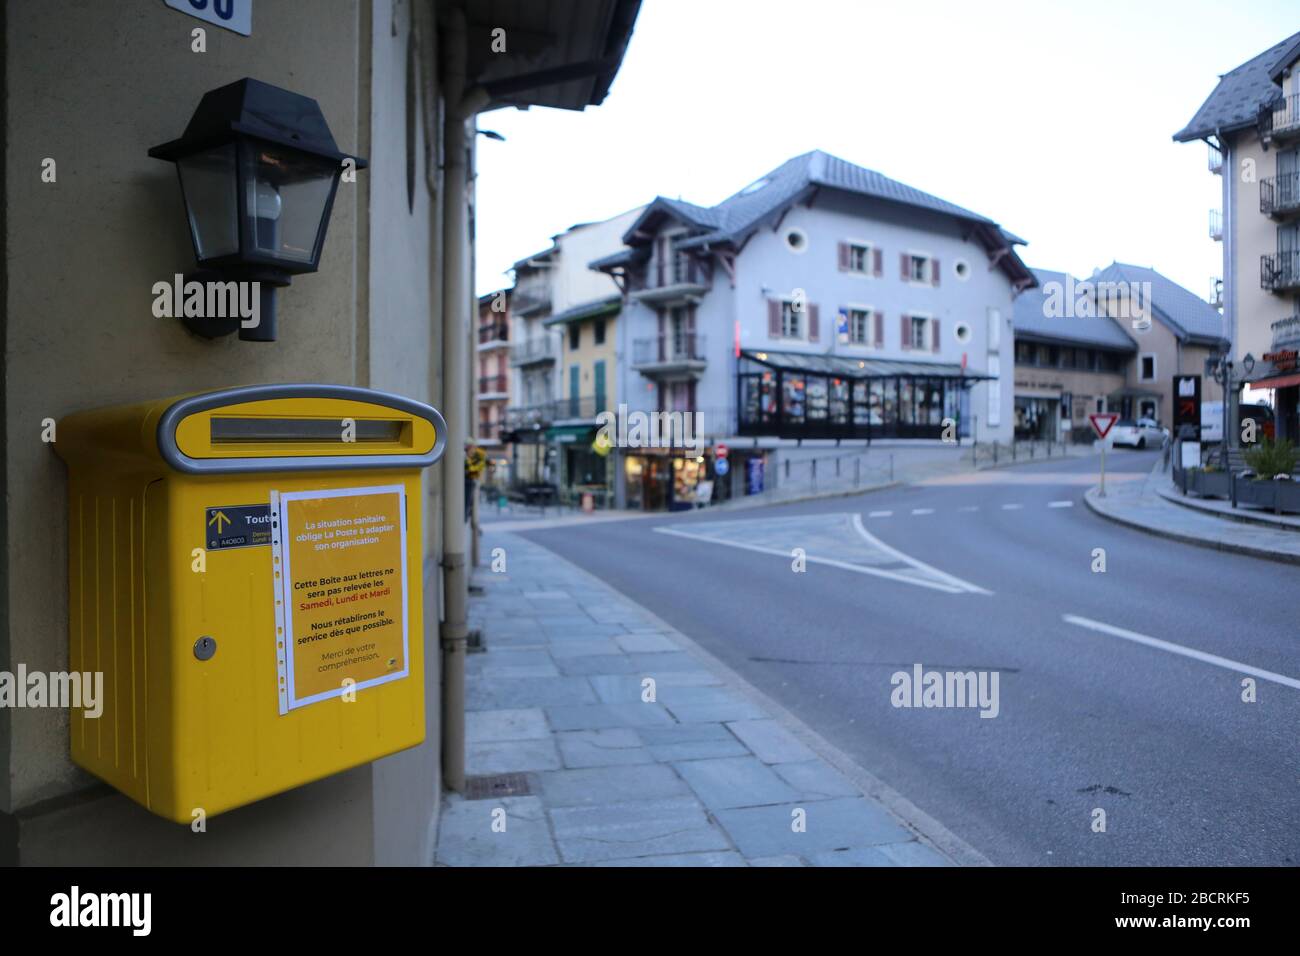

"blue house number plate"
[164, 0, 252, 37]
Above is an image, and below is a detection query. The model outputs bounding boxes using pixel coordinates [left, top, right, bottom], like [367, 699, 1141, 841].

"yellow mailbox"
[54, 384, 447, 823]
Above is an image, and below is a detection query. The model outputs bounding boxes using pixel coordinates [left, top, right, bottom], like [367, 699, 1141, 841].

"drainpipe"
[440, 6, 489, 794]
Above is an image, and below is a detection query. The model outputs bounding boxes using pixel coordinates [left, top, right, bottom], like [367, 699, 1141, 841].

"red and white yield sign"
[1088, 413, 1119, 440]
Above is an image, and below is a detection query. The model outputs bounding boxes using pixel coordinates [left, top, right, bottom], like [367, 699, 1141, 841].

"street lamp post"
[149, 78, 367, 342]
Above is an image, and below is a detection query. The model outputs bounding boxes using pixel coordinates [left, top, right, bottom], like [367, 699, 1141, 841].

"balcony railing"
[1261, 250, 1300, 293]
[1260, 172, 1300, 219]
[628, 251, 710, 300]
[1261, 93, 1300, 143]
[510, 336, 557, 366]
[504, 403, 553, 431]
[1272, 313, 1300, 349]
[1209, 209, 1223, 241]
[1208, 143, 1224, 174]
[553, 394, 607, 420]
[632, 333, 707, 368]
[511, 283, 551, 316]
[478, 374, 508, 395]
[478, 321, 509, 345]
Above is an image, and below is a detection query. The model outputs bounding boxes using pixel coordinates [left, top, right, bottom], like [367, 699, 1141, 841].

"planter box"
[1234, 476, 1300, 514]
[1184, 468, 1231, 499]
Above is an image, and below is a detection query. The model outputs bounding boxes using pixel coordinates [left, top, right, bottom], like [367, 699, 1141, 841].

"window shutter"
[837, 242, 849, 271]
[657, 308, 666, 361]
[873, 248, 883, 277]
[900, 314, 911, 350]
[932, 318, 941, 352]
[932, 258, 941, 286]
[900, 252, 909, 280]
[808, 303, 820, 343]
[768, 299, 782, 337]
[874, 310, 884, 347]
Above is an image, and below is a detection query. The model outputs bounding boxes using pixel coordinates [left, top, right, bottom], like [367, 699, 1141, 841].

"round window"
[954, 259, 970, 280]
[955, 322, 972, 344]
[785, 229, 808, 254]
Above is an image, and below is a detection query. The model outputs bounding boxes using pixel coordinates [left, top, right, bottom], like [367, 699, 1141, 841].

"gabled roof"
[612, 149, 1034, 286]
[1268, 35, 1300, 82]
[628, 150, 1005, 247]
[1093, 262, 1228, 347]
[1173, 31, 1300, 142]
[1012, 269, 1137, 351]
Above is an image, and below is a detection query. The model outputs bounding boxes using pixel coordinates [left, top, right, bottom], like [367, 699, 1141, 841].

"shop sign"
[1262, 350, 1298, 373]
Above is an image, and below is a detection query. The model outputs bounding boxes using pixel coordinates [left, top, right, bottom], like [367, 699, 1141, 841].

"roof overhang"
[542, 296, 621, 327]
[457, 0, 642, 112]
[740, 350, 992, 382]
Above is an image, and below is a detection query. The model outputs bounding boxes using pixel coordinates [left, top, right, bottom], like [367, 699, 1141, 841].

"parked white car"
[1110, 418, 1167, 449]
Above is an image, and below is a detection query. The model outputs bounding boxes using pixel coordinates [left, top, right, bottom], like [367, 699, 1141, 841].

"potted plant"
[1236, 440, 1300, 513]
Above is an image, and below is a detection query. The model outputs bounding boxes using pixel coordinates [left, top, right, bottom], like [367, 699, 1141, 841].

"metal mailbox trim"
[156, 383, 448, 474]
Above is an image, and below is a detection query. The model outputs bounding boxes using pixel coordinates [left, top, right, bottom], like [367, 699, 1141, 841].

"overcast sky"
[474, 0, 1298, 301]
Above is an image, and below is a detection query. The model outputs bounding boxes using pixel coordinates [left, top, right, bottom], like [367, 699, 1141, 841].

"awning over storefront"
[1248, 372, 1300, 390]
[740, 349, 990, 381]
[545, 424, 598, 444]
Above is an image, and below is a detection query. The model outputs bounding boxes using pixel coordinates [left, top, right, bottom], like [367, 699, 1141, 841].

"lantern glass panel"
[241, 146, 337, 265]
[176, 144, 239, 261]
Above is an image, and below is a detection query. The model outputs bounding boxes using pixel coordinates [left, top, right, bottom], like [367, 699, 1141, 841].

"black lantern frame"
[149, 78, 367, 341]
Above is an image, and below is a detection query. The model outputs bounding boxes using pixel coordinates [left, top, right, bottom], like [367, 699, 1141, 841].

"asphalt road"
[520, 449, 1300, 866]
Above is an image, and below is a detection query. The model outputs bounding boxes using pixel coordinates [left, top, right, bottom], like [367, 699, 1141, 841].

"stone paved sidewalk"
[1084, 463, 1300, 565]
[433, 531, 972, 867]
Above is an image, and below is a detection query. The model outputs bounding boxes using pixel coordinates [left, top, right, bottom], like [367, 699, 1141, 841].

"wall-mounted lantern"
[149, 78, 367, 342]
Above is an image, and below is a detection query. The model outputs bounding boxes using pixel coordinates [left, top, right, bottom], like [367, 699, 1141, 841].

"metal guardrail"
[966, 438, 1073, 466]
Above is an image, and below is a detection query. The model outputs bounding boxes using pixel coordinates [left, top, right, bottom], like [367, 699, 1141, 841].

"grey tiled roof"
[1012, 269, 1137, 351]
[613, 150, 1032, 288]
[1173, 31, 1299, 142]
[1093, 262, 1228, 346]
[650, 150, 1006, 248]
[541, 294, 621, 328]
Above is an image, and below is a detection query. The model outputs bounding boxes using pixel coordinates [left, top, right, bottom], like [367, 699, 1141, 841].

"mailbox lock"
[193, 636, 218, 661]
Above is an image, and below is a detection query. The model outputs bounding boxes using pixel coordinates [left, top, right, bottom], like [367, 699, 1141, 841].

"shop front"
[623, 446, 737, 511]
[1250, 341, 1300, 443]
[736, 351, 980, 442]
[1014, 394, 1059, 441]
[549, 424, 612, 508]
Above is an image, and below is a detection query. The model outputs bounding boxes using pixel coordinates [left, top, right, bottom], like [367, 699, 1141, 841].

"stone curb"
[1082, 487, 1300, 566]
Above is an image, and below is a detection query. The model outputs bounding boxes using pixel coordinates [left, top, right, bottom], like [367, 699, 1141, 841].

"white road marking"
[850, 514, 992, 595]
[1062, 615, 1300, 691]
[911, 508, 935, 515]
[1048, 500, 1074, 509]
[868, 510, 893, 518]
[1001, 503, 1023, 510]
[654, 525, 967, 594]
